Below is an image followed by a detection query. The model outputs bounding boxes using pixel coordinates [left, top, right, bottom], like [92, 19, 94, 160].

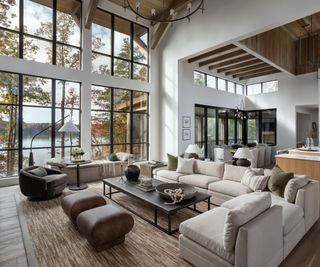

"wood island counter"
[275, 151, 320, 181]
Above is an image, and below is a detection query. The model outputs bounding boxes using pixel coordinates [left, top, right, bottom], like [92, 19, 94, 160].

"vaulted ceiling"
[189, 11, 320, 81]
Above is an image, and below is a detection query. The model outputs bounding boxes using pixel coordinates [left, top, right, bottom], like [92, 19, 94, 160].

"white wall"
[180, 62, 244, 152]
[245, 72, 318, 149]
[158, 0, 320, 159]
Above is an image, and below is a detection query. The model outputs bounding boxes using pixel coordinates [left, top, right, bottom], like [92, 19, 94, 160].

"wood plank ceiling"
[188, 44, 280, 80]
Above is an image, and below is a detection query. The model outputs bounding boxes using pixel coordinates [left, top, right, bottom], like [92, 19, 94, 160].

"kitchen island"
[275, 150, 320, 180]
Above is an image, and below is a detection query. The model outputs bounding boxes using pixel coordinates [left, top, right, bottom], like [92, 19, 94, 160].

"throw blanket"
[164, 188, 185, 205]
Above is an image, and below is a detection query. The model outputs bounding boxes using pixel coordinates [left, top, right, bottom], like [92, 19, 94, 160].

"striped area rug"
[16, 181, 209, 267]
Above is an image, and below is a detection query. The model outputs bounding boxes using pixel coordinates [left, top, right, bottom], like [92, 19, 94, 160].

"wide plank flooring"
[0, 186, 28, 267]
[1, 184, 320, 267]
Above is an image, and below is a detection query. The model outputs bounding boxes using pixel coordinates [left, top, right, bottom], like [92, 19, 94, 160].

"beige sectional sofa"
[153, 160, 320, 267]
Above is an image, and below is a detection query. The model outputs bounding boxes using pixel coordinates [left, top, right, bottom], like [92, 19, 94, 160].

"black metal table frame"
[66, 161, 91, 191]
[103, 180, 211, 235]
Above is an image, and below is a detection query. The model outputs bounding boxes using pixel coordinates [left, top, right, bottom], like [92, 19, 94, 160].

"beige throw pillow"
[223, 192, 271, 251]
[284, 175, 309, 203]
[241, 168, 269, 191]
[176, 157, 194, 174]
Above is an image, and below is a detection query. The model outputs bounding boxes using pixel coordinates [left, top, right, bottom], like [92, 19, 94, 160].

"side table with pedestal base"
[65, 160, 92, 190]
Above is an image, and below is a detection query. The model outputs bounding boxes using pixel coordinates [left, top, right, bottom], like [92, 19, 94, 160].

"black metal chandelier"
[123, 0, 205, 24]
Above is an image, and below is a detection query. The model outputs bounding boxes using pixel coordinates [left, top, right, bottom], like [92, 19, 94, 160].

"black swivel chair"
[19, 166, 67, 201]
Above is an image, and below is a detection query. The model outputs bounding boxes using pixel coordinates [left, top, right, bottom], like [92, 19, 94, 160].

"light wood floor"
[0, 186, 28, 267]
[1, 185, 320, 267]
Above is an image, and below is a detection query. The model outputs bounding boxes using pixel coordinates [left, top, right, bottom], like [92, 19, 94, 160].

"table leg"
[103, 182, 105, 196]
[193, 203, 196, 211]
[154, 208, 158, 226]
[77, 164, 80, 187]
[168, 214, 172, 235]
[109, 186, 112, 199]
[208, 198, 211, 211]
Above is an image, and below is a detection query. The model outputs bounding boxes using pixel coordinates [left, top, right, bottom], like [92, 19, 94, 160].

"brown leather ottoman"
[77, 204, 134, 251]
[61, 191, 106, 224]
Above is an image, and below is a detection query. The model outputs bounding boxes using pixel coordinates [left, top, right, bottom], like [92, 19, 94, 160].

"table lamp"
[233, 148, 252, 167]
[185, 144, 200, 159]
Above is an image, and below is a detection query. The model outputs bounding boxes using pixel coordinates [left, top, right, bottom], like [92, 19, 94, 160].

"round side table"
[65, 160, 92, 191]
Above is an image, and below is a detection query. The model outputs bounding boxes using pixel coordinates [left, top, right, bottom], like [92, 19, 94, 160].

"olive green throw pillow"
[267, 165, 294, 197]
[109, 153, 120, 161]
[167, 154, 178, 171]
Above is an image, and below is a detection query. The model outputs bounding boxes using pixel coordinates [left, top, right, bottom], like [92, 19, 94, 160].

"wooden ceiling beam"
[151, 0, 190, 49]
[225, 63, 269, 76]
[217, 59, 262, 73]
[199, 50, 246, 67]
[85, 0, 99, 29]
[239, 69, 281, 80]
[187, 44, 236, 63]
[281, 25, 299, 40]
[208, 55, 255, 70]
[233, 66, 275, 78]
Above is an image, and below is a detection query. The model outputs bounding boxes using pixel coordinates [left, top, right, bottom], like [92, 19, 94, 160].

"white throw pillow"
[176, 157, 194, 174]
[223, 192, 271, 251]
[241, 168, 269, 191]
[284, 175, 309, 203]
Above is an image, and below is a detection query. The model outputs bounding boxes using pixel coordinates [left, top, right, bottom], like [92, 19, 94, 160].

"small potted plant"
[71, 147, 85, 162]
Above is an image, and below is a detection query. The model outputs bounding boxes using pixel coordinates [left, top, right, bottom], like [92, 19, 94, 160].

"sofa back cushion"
[223, 164, 263, 182]
[194, 160, 224, 178]
[176, 157, 194, 174]
[267, 165, 294, 197]
[223, 192, 271, 251]
[29, 167, 48, 177]
[284, 175, 309, 203]
[167, 154, 178, 171]
[241, 168, 269, 191]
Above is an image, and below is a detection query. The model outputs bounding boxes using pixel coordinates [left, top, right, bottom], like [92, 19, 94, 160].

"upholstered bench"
[61, 191, 106, 224]
[77, 204, 134, 251]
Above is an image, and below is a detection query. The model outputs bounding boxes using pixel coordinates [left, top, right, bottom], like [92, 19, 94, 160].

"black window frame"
[0, 69, 81, 178]
[0, 0, 82, 69]
[193, 70, 245, 95]
[194, 104, 277, 159]
[91, 85, 149, 161]
[91, 8, 150, 82]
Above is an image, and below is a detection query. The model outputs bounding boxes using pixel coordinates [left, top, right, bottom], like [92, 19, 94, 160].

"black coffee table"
[103, 177, 211, 235]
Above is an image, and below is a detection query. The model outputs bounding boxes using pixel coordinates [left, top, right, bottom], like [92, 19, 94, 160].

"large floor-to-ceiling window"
[0, 0, 82, 69]
[91, 8, 149, 81]
[91, 85, 149, 161]
[195, 104, 276, 158]
[0, 71, 81, 178]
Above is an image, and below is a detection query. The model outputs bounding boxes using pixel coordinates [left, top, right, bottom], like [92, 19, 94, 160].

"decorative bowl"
[156, 183, 197, 200]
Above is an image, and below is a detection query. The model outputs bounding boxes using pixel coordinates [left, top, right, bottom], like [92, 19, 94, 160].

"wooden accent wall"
[295, 34, 320, 75]
[240, 27, 296, 74]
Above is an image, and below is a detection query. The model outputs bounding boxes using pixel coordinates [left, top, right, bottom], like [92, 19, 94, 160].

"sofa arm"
[235, 205, 283, 267]
[295, 180, 320, 232]
[152, 166, 168, 176]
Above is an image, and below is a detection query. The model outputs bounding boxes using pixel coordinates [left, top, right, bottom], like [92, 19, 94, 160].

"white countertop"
[275, 153, 320, 162]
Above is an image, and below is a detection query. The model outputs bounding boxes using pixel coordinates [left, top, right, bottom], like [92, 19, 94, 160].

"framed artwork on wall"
[182, 129, 191, 140]
[183, 116, 191, 128]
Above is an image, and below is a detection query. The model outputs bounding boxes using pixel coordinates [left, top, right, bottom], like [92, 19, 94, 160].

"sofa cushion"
[223, 192, 271, 251]
[156, 170, 185, 182]
[167, 153, 178, 171]
[194, 160, 224, 178]
[284, 175, 309, 203]
[268, 165, 294, 197]
[45, 174, 67, 188]
[222, 192, 270, 209]
[208, 180, 252, 197]
[223, 164, 263, 182]
[180, 207, 235, 264]
[271, 195, 304, 235]
[29, 167, 48, 177]
[176, 157, 194, 174]
[179, 174, 220, 189]
[241, 168, 269, 191]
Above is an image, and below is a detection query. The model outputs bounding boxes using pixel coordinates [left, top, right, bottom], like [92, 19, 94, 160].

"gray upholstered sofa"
[153, 160, 319, 266]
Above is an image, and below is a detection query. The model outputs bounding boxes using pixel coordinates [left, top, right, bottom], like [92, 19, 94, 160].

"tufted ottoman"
[77, 204, 134, 251]
[61, 191, 106, 224]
